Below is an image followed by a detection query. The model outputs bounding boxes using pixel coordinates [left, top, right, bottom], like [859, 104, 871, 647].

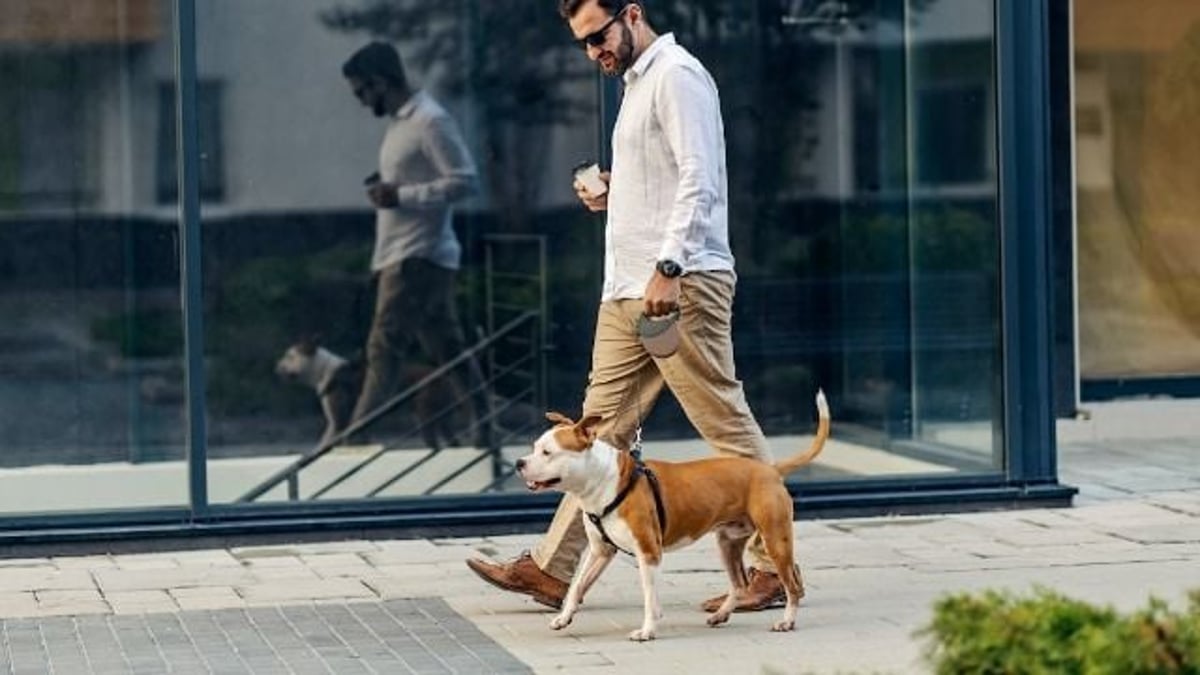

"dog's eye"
[541, 448, 550, 457]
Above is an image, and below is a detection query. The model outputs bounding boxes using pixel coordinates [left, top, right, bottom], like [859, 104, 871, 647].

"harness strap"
[584, 456, 667, 556]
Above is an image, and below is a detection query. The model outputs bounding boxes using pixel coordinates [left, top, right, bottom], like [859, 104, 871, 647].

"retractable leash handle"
[637, 309, 681, 358]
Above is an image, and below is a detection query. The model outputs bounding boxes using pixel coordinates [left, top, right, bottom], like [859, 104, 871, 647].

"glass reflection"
[198, 0, 599, 503]
[1073, 1, 1200, 383]
[201, 0, 1002, 508]
[0, 0, 185, 512]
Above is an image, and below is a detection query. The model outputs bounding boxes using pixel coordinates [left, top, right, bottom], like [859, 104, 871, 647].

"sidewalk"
[0, 420, 1197, 673]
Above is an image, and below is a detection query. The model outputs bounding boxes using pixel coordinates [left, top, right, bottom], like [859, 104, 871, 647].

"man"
[341, 42, 488, 444]
[467, 0, 794, 614]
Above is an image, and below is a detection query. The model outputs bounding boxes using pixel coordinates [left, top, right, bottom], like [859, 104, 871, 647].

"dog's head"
[274, 337, 320, 381]
[515, 412, 603, 492]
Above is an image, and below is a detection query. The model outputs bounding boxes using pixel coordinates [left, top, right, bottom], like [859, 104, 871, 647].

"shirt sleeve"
[654, 63, 723, 268]
[395, 113, 479, 207]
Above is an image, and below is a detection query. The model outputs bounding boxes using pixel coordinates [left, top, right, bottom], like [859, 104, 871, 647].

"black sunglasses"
[578, 4, 629, 49]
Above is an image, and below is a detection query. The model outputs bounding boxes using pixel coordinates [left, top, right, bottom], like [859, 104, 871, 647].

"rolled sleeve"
[655, 64, 722, 267]
[395, 115, 478, 208]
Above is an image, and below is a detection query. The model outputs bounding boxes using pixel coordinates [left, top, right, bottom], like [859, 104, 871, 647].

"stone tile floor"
[0, 427, 1194, 673]
[0, 599, 528, 675]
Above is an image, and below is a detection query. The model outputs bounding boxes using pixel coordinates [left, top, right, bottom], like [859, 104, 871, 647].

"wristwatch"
[656, 259, 684, 278]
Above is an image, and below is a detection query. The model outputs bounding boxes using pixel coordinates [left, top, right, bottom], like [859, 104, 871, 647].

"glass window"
[0, 0, 1020, 523]
[196, 1, 601, 503]
[633, 0, 1003, 475]
[156, 80, 224, 203]
[1073, 1, 1200, 384]
[0, 0, 186, 513]
[201, 0, 1003, 511]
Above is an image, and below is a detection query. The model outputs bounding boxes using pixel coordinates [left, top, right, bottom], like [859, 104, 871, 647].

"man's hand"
[573, 171, 610, 212]
[367, 181, 400, 208]
[643, 271, 681, 317]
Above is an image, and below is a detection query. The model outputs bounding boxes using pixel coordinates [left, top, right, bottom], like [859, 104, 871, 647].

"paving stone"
[49, 555, 118, 571]
[34, 589, 109, 616]
[112, 553, 182, 570]
[94, 566, 258, 593]
[0, 599, 529, 673]
[0, 592, 39, 617]
[105, 589, 179, 615]
[0, 568, 97, 593]
[237, 579, 375, 604]
[168, 585, 245, 611]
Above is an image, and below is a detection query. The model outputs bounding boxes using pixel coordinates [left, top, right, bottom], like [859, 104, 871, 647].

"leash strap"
[584, 455, 667, 556]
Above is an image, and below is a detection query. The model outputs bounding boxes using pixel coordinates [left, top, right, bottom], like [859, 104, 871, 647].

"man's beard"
[602, 24, 636, 77]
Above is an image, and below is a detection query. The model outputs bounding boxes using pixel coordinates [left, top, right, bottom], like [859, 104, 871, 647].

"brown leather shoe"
[699, 567, 803, 613]
[466, 551, 568, 609]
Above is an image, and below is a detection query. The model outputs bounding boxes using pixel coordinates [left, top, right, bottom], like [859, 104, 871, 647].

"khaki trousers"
[532, 271, 789, 582]
[352, 258, 486, 431]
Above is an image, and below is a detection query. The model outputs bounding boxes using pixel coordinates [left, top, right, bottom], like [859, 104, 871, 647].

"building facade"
[0, 0, 1113, 540]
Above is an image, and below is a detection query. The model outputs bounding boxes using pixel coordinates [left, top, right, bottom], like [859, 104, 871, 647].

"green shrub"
[919, 588, 1200, 674]
[91, 309, 183, 359]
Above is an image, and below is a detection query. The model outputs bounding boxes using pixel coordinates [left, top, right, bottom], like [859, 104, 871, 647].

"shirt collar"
[394, 90, 423, 119]
[624, 33, 675, 84]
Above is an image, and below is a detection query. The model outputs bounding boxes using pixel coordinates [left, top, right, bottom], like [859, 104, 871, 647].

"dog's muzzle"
[515, 459, 561, 491]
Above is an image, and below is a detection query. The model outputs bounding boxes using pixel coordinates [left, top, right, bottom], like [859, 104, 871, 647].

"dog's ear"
[545, 411, 575, 426]
[576, 414, 603, 442]
[296, 334, 320, 356]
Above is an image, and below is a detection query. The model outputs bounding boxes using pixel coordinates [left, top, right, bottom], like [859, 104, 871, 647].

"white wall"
[83, 0, 996, 215]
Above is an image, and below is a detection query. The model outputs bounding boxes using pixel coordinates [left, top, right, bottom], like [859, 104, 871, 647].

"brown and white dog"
[515, 391, 830, 641]
[275, 339, 463, 451]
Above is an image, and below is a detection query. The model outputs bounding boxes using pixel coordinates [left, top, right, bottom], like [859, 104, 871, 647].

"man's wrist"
[656, 259, 684, 279]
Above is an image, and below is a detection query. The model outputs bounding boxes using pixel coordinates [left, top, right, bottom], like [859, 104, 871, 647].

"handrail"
[368, 385, 534, 497]
[235, 310, 539, 503]
[309, 352, 538, 499]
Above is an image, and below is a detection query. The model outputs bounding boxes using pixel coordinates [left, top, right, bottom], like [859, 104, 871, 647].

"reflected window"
[915, 83, 988, 185]
[0, 53, 94, 210]
[0, 0, 187, 514]
[1073, 1, 1200, 386]
[156, 80, 224, 203]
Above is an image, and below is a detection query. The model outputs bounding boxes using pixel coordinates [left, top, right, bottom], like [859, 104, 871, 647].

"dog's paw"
[628, 627, 656, 642]
[549, 614, 573, 630]
[770, 619, 795, 632]
[706, 611, 731, 627]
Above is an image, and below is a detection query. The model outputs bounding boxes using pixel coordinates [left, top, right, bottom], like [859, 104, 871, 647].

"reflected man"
[342, 42, 488, 445]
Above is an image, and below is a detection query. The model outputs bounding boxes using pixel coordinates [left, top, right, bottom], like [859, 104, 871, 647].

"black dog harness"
[584, 450, 667, 556]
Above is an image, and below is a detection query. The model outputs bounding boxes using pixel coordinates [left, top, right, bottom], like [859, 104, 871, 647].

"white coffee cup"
[574, 162, 608, 196]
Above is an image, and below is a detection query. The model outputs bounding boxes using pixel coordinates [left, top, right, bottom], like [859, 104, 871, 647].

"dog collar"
[584, 454, 667, 556]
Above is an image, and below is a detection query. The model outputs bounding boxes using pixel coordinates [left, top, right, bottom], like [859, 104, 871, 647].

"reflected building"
[1, 0, 1181, 534]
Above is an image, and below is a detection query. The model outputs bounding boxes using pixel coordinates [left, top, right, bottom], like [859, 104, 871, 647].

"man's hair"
[342, 42, 407, 87]
[558, 0, 637, 20]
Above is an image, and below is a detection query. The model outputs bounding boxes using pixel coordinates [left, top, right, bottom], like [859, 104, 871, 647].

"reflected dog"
[514, 391, 830, 641]
[275, 338, 462, 450]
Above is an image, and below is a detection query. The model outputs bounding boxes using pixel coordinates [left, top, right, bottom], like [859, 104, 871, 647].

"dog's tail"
[774, 389, 831, 477]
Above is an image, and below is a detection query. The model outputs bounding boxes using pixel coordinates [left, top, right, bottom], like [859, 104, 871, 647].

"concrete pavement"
[0, 412, 1196, 673]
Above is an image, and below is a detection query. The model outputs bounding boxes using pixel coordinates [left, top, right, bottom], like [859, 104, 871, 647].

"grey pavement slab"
[0, 599, 530, 675]
[0, 433, 1193, 673]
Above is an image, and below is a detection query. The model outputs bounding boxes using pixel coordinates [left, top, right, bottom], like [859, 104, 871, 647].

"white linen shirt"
[603, 33, 735, 301]
[373, 91, 478, 272]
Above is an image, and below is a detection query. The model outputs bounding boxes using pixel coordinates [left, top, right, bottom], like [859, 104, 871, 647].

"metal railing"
[235, 310, 539, 503]
[236, 234, 550, 503]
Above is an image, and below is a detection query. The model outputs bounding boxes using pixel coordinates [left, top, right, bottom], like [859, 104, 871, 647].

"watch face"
[659, 260, 682, 277]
